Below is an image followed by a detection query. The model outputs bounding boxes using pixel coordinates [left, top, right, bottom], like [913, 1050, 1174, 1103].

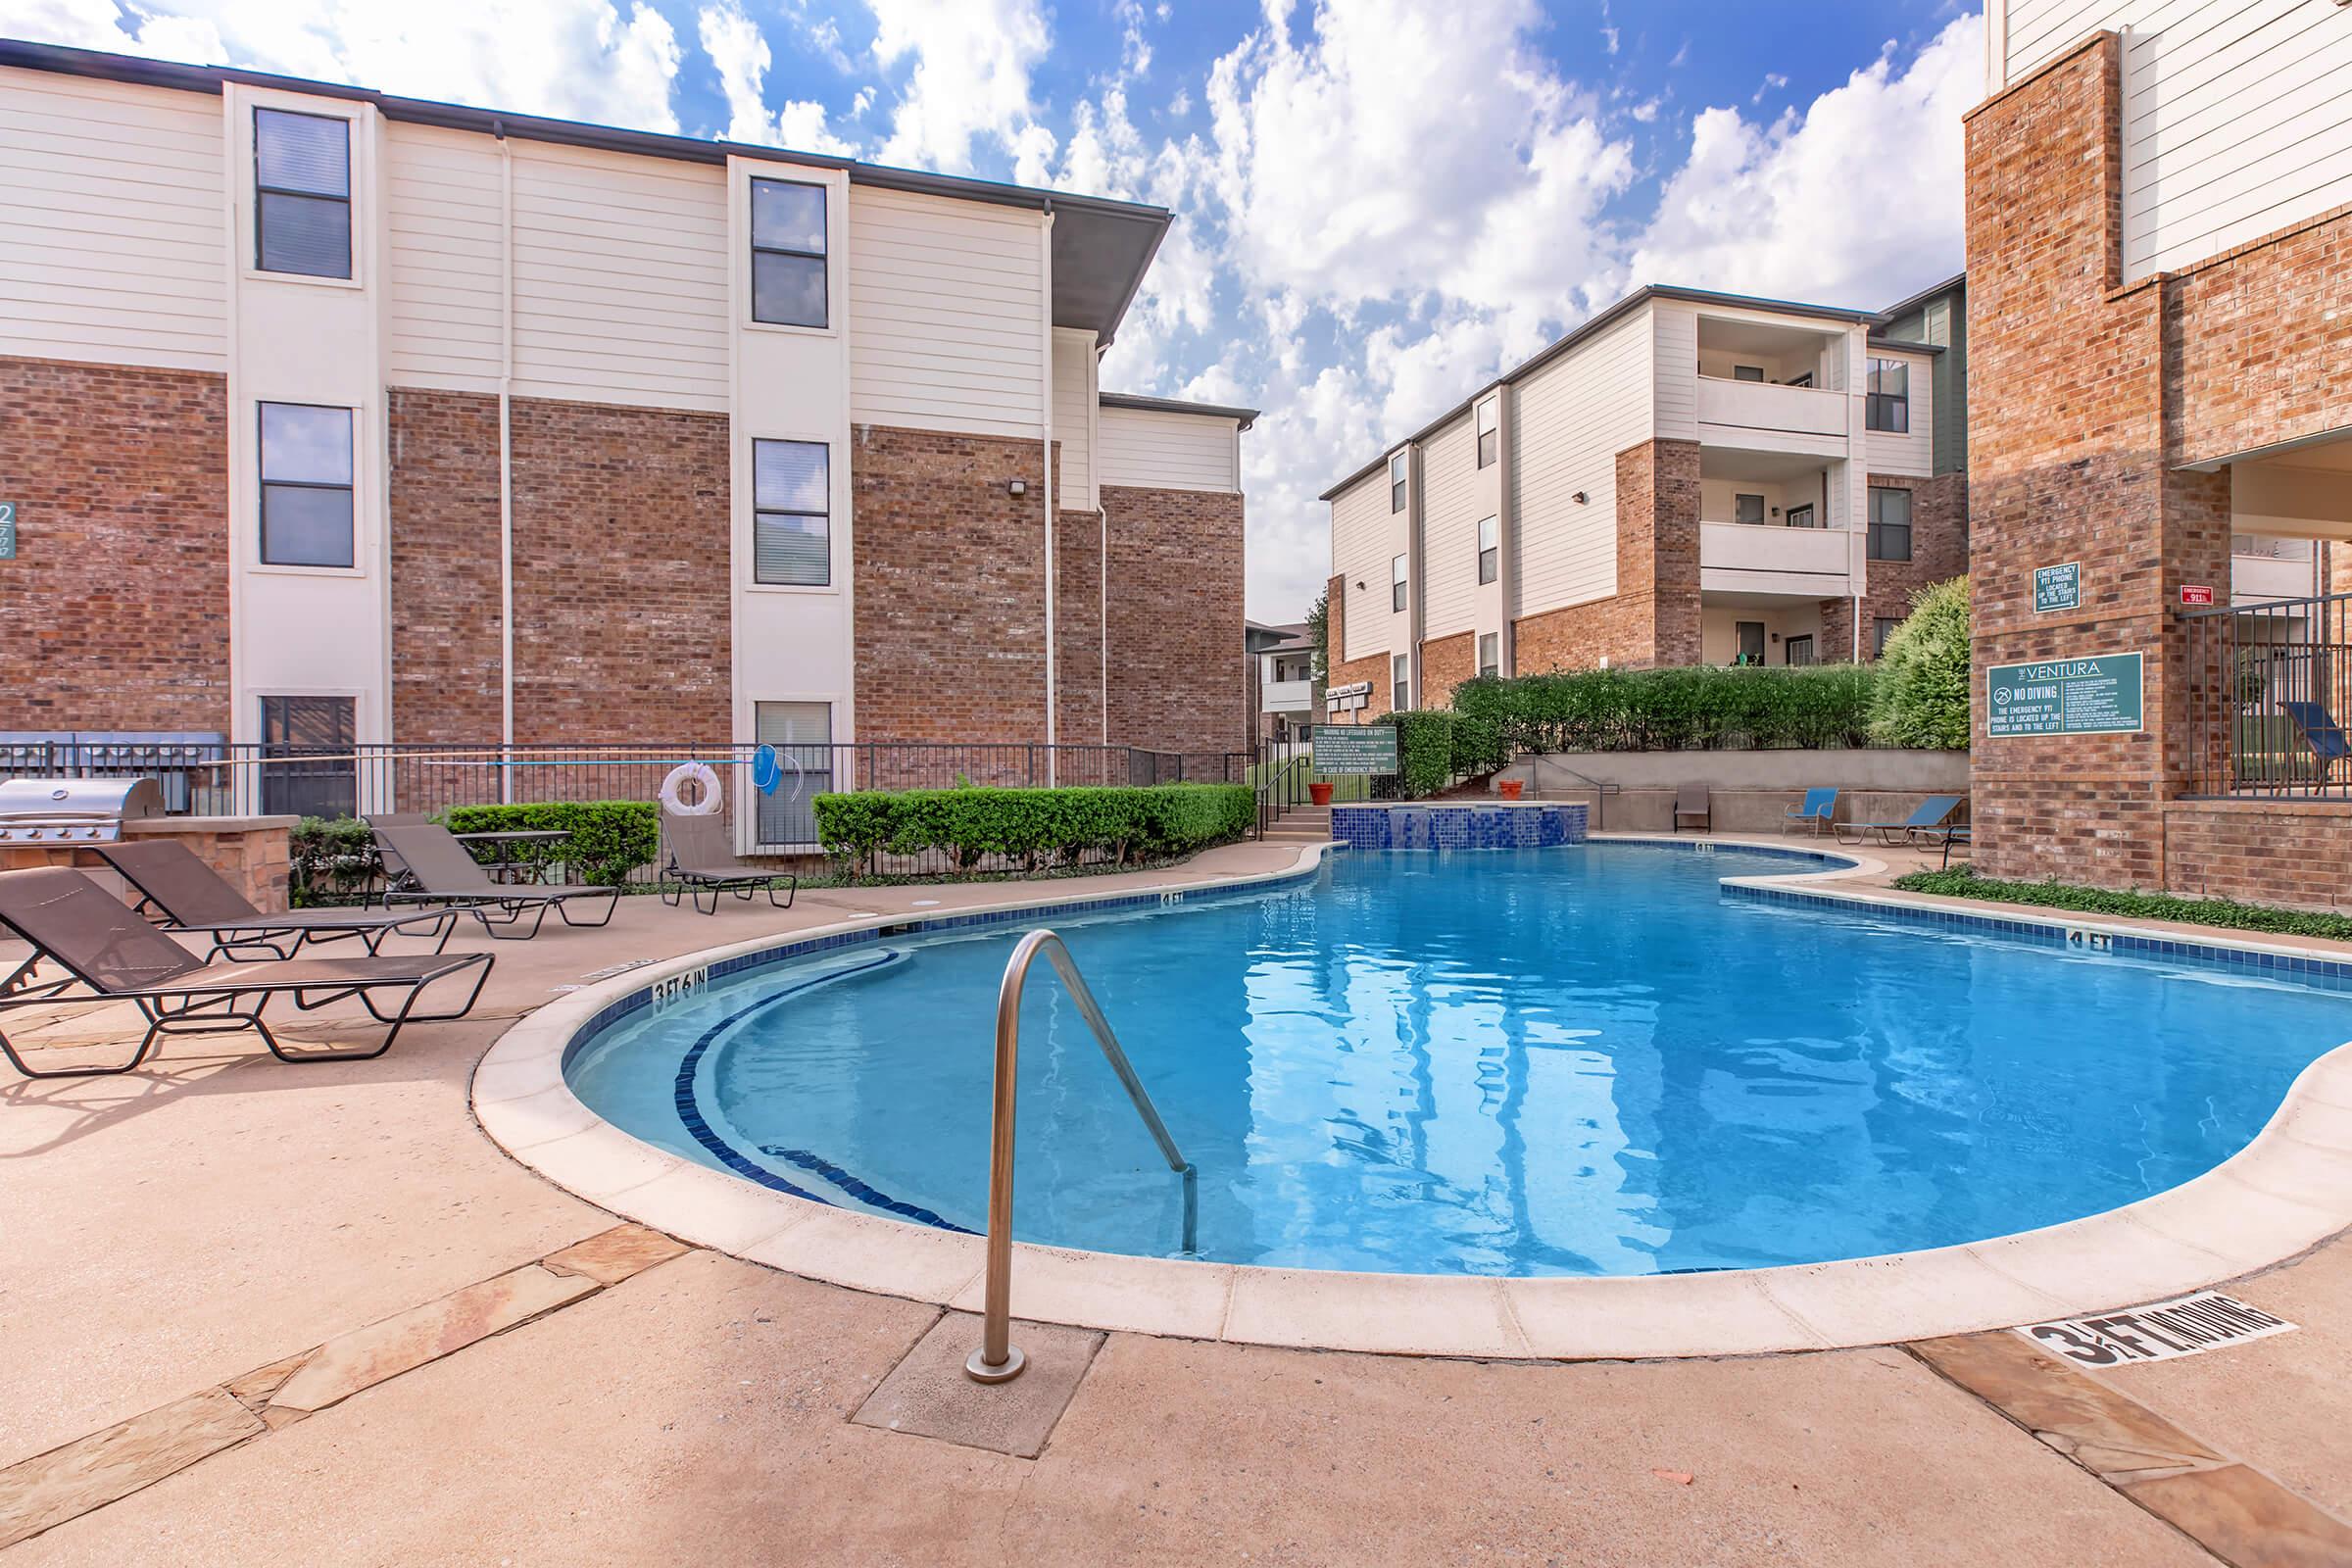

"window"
[1736, 622, 1765, 664]
[1478, 632, 1499, 679]
[1734, 493, 1766, 525]
[1874, 616, 1903, 659]
[1733, 365, 1766, 382]
[1389, 451, 1408, 513]
[1865, 358, 1910, 432]
[1785, 635, 1815, 666]
[1787, 371, 1814, 388]
[259, 695, 356, 818]
[755, 701, 832, 845]
[752, 439, 830, 585]
[1785, 503, 1816, 529]
[255, 109, 351, 278]
[1476, 398, 1498, 468]
[750, 177, 828, 328]
[1391, 553, 1408, 612]
[1392, 654, 1409, 712]
[259, 402, 355, 567]
[1868, 486, 1913, 562]
[1477, 514, 1498, 584]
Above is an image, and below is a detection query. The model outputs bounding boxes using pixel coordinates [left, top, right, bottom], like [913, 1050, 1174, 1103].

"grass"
[1890, 866, 2352, 942]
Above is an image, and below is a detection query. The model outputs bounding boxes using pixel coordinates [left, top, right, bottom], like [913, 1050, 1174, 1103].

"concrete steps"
[1261, 806, 1335, 843]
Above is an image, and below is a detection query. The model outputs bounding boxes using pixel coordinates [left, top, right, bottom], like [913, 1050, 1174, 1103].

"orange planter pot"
[1308, 782, 1335, 807]
[1497, 779, 1525, 801]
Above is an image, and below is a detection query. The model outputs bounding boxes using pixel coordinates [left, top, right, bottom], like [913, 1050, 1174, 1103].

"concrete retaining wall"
[1495, 749, 1969, 836]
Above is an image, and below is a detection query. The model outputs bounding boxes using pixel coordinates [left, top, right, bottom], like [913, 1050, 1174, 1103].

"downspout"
[1095, 343, 1108, 744]
[497, 123, 516, 799]
[1041, 205, 1056, 781]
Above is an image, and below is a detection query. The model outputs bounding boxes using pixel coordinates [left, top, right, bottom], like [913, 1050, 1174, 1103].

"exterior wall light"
[1007, 479, 1029, 496]
[1572, 490, 1589, 505]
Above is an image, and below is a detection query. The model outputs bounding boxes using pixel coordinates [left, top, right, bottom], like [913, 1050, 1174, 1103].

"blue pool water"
[564, 846, 2352, 1276]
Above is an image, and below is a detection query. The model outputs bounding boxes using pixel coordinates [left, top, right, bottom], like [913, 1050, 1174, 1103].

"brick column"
[1617, 436, 1702, 667]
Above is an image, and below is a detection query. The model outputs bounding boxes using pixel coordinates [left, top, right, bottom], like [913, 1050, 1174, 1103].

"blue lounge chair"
[1835, 795, 1964, 848]
[1781, 787, 1838, 836]
[2281, 701, 2351, 784]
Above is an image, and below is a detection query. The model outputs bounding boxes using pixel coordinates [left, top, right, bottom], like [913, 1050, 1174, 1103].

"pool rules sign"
[1986, 653, 2144, 737]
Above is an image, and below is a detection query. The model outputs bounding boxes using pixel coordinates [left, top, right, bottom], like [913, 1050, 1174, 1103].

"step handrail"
[968, 927, 1193, 1384]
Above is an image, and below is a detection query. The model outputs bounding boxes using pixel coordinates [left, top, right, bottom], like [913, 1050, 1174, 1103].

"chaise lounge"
[0, 865, 493, 1079]
[95, 837, 461, 960]
[660, 809, 798, 915]
[368, 819, 620, 940]
[1834, 794, 1965, 848]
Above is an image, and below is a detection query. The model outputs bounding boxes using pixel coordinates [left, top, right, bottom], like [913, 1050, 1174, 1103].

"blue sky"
[12, 0, 1985, 617]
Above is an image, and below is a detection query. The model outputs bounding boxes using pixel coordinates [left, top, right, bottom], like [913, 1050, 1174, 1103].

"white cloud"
[3, 0, 686, 131]
[699, 0, 857, 153]
[865, 0, 1051, 173]
[1629, 13, 1980, 307]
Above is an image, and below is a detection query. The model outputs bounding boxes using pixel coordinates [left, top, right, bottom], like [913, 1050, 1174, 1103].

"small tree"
[1870, 575, 1971, 750]
[1303, 588, 1330, 684]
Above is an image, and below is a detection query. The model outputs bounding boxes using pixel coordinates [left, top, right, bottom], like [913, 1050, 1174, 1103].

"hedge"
[442, 801, 661, 888]
[1890, 868, 2352, 943]
[1871, 576, 1971, 749]
[1448, 664, 1883, 755]
[813, 783, 1254, 878]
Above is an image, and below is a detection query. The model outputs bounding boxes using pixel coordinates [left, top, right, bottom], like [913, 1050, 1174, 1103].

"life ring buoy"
[659, 761, 722, 815]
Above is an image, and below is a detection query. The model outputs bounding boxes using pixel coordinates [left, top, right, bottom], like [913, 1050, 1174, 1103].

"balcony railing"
[1262, 678, 1315, 712]
[1694, 376, 1847, 439]
[2181, 590, 2352, 799]
[1698, 520, 1851, 581]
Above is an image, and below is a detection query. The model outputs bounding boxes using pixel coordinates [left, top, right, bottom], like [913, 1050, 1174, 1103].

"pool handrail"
[969, 927, 1193, 1384]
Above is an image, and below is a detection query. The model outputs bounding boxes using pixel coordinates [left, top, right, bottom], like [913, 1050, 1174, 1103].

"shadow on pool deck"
[0, 838, 2347, 1563]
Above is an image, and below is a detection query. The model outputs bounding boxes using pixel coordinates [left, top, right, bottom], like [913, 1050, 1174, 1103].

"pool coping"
[472, 835, 2352, 1362]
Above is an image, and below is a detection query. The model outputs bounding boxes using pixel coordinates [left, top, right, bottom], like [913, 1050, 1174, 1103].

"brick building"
[1967, 3, 2352, 903]
[0, 42, 1253, 841]
[1320, 284, 1969, 718]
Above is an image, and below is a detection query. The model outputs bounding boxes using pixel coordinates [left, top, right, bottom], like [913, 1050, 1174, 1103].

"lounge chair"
[0, 866, 492, 1078]
[1781, 787, 1838, 837]
[1938, 825, 1973, 868]
[660, 810, 798, 915]
[365, 811, 435, 902]
[1835, 795, 1965, 847]
[368, 820, 620, 940]
[1674, 783, 1710, 833]
[95, 838, 461, 960]
[2281, 701, 2351, 786]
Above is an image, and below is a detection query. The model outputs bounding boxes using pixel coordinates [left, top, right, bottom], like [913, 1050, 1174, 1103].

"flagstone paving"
[1, 839, 2347, 1563]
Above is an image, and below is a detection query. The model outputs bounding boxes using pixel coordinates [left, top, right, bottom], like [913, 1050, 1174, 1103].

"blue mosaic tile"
[1330, 802, 1590, 851]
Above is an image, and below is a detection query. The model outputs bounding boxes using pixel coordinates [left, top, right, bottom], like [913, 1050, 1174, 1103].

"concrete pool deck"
[3, 837, 2350, 1563]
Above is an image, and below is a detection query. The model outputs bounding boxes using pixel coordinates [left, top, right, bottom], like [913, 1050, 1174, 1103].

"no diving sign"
[2017, 1291, 2294, 1366]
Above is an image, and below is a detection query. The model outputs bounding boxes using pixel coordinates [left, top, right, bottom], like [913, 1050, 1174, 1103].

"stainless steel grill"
[0, 778, 168, 844]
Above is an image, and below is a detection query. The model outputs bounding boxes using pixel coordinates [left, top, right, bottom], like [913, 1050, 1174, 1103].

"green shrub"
[1389, 710, 1460, 798]
[812, 783, 1253, 880]
[1870, 576, 1971, 750]
[1449, 663, 1881, 754]
[1891, 867, 2352, 942]
[289, 815, 379, 907]
[442, 800, 661, 887]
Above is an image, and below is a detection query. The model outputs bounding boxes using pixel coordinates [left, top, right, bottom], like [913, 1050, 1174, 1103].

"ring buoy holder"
[659, 761, 722, 815]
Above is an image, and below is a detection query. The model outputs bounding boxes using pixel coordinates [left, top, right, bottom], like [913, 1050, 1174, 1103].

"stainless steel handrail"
[968, 927, 1192, 1384]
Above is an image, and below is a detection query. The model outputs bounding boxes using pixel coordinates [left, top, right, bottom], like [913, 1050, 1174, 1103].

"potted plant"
[1308, 779, 1335, 807]
[1497, 777, 1525, 801]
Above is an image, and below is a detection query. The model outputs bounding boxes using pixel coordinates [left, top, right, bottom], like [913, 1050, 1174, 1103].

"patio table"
[452, 828, 570, 885]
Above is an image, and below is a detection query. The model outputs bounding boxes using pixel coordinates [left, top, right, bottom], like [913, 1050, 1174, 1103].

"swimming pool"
[563, 844, 2352, 1277]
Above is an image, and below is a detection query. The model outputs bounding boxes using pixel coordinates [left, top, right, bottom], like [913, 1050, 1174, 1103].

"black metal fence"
[2181, 590, 2352, 799]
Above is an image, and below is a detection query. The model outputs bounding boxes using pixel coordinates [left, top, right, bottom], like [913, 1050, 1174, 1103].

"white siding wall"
[384, 123, 505, 392]
[1097, 407, 1238, 491]
[849, 186, 1045, 438]
[1511, 305, 1656, 617]
[1417, 412, 1479, 639]
[1865, 348, 1935, 476]
[1992, 0, 2352, 280]
[1651, 302, 1699, 441]
[1332, 473, 1393, 664]
[0, 70, 227, 371]
[509, 143, 729, 411]
[1052, 329, 1097, 510]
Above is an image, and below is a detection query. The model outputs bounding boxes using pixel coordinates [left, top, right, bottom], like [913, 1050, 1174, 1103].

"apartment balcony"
[1698, 520, 1852, 600]
[2232, 537, 2317, 604]
[1262, 678, 1316, 713]
[1695, 376, 1848, 453]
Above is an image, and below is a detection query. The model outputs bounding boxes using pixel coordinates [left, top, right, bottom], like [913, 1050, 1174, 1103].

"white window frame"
[1391, 553, 1408, 613]
[1478, 632, 1499, 679]
[1477, 514, 1499, 584]
[1392, 653, 1410, 712]
[1389, 451, 1408, 514]
[1476, 398, 1498, 469]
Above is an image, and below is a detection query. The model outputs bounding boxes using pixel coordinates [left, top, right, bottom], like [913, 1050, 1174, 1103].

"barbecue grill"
[0, 778, 169, 844]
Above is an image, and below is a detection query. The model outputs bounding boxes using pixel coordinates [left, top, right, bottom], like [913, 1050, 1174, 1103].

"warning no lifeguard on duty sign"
[2016, 1291, 2295, 1366]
